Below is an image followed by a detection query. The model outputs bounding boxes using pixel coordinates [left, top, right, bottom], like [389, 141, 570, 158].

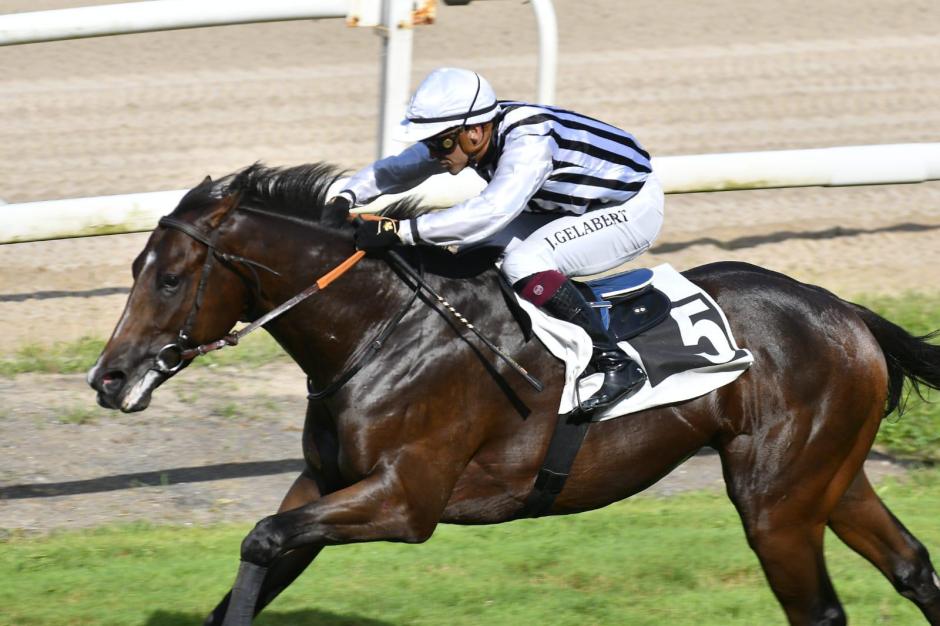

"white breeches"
[500, 173, 665, 285]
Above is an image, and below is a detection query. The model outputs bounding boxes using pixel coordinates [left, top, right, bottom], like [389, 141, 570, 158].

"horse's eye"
[160, 273, 181, 291]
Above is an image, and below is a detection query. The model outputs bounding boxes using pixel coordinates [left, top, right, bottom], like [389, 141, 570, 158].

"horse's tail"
[849, 302, 940, 416]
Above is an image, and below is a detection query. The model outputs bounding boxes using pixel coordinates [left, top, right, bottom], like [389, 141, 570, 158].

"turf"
[3, 471, 940, 625]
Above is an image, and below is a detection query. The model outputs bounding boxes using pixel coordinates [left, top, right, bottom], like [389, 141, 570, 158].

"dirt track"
[0, 0, 938, 533]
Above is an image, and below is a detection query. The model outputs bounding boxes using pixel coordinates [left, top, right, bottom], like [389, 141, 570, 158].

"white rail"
[377, 0, 415, 157]
[657, 143, 940, 193]
[0, 0, 348, 45]
[3, 143, 939, 244]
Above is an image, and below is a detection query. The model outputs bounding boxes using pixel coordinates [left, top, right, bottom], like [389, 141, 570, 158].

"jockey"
[331, 67, 664, 411]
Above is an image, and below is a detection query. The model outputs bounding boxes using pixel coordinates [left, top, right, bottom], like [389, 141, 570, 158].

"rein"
[152, 216, 367, 375]
[153, 212, 542, 397]
[307, 267, 420, 400]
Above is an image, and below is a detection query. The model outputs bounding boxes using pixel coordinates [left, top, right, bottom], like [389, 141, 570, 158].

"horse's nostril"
[100, 370, 126, 393]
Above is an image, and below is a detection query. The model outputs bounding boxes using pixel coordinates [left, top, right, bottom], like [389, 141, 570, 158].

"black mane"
[227, 162, 347, 225]
[174, 162, 432, 228]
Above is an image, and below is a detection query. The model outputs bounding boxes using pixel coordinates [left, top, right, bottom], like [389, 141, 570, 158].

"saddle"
[578, 268, 672, 341]
[497, 267, 673, 346]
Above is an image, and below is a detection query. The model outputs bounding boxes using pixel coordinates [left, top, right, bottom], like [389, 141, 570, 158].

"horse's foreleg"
[222, 458, 457, 626]
[829, 471, 940, 624]
[205, 471, 324, 626]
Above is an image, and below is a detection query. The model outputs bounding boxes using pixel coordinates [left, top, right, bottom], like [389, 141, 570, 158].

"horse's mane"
[227, 162, 346, 223]
[173, 162, 433, 229]
[170, 161, 500, 279]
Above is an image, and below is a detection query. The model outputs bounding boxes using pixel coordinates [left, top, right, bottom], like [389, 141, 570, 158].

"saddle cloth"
[514, 263, 754, 420]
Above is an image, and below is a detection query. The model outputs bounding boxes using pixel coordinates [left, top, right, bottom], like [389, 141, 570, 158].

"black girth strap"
[516, 410, 591, 518]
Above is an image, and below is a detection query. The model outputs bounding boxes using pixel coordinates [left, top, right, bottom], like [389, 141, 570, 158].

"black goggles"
[421, 128, 462, 155]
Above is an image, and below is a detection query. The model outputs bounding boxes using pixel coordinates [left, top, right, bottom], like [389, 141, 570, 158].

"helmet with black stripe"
[394, 68, 499, 143]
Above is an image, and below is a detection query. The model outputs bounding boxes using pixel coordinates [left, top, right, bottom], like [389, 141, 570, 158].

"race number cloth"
[515, 263, 754, 420]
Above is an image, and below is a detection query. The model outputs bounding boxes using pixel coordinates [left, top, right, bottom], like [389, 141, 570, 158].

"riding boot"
[541, 279, 648, 412]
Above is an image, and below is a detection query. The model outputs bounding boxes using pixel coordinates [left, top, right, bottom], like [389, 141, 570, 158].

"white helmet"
[394, 68, 499, 143]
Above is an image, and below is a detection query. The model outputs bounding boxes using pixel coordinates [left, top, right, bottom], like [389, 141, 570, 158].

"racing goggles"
[422, 128, 462, 155]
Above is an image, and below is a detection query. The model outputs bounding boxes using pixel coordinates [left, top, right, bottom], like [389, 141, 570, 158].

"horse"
[87, 163, 940, 626]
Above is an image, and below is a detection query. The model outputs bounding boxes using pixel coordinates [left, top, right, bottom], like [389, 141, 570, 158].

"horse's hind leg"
[726, 495, 844, 625]
[203, 471, 324, 626]
[719, 403, 880, 625]
[722, 437, 849, 625]
[829, 470, 940, 624]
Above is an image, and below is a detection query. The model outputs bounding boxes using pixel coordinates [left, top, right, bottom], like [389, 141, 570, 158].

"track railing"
[2, 3, 938, 244]
[2, 143, 939, 244]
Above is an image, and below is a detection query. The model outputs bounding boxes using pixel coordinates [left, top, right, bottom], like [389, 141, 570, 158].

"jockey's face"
[423, 124, 487, 175]
[423, 127, 468, 174]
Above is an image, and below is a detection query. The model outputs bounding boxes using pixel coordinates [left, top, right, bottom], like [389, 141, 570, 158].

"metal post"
[377, 0, 414, 158]
[530, 0, 557, 105]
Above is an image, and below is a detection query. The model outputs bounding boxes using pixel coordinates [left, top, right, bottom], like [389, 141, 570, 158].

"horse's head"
[87, 177, 257, 412]
[88, 163, 354, 412]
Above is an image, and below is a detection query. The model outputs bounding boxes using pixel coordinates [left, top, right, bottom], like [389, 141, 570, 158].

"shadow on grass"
[144, 609, 396, 626]
[1, 458, 305, 499]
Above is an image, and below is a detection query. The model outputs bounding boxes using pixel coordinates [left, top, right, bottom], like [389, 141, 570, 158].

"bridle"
[151, 215, 282, 375]
[149, 214, 405, 400]
[149, 211, 541, 395]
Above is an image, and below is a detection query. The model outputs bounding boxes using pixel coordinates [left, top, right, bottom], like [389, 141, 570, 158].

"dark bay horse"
[88, 163, 940, 625]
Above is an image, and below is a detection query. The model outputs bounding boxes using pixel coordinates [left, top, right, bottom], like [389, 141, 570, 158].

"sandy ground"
[0, 0, 938, 533]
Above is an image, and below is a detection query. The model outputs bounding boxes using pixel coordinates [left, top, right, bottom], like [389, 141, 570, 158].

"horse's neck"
[226, 210, 519, 386]
[257, 243, 515, 389]
[256, 241, 419, 380]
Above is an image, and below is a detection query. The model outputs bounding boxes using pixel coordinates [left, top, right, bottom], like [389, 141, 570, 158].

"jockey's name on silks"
[542, 207, 633, 251]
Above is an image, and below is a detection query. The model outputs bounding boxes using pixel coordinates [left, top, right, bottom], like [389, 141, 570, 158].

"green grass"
[3, 471, 940, 625]
[57, 405, 100, 425]
[0, 336, 108, 376]
[0, 332, 288, 377]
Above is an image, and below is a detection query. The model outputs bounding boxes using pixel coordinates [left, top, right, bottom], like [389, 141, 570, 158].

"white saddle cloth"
[515, 263, 754, 420]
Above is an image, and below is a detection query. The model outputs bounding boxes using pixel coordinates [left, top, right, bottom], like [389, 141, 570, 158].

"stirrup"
[574, 362, 647, 413]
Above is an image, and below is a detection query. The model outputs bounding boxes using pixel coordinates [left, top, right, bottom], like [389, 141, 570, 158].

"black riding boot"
[542, 279, 647, 412]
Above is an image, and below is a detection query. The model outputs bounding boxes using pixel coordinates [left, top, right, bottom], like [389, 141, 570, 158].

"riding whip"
[384, 247, 545, 393]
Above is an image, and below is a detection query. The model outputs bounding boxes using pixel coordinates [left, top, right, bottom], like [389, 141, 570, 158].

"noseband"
[152, 215, 281, 374]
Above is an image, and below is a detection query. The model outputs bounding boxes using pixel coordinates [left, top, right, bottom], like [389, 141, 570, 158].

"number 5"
[670, 298, 736, 364]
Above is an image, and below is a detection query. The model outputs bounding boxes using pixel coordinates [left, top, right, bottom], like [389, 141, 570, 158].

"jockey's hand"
[355, 217, 401, 253]
[325, 194, 352, 216]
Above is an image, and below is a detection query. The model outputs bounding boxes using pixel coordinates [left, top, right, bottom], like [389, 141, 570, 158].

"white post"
[530, 0, 557, 105]
[377, 0, 414, 158]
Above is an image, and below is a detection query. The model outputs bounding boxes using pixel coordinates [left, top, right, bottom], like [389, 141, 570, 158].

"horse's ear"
[206, 190, 242, 228]
[202, 175, 213, 185]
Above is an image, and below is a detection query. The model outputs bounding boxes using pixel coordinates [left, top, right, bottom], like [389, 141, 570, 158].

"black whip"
[385, 248, 544, 392]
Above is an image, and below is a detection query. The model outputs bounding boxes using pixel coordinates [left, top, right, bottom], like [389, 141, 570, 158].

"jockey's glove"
[325, 193, 352, 215]
[355, 217, 401, 253]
